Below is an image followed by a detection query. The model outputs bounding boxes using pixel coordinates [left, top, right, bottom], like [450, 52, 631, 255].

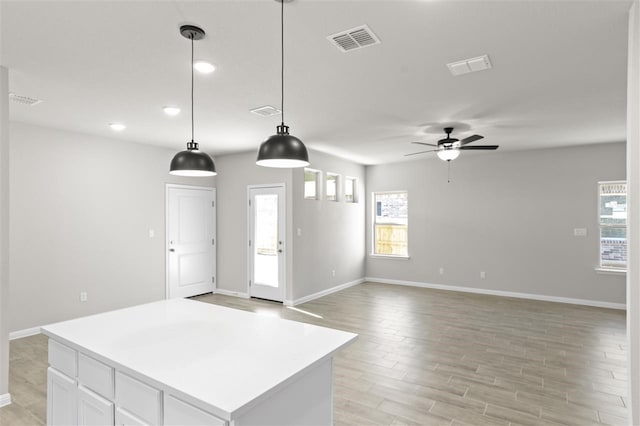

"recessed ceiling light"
[163, 106, 181, 116]
[193, 61, 215, 74]
[109, 123, 126, 131]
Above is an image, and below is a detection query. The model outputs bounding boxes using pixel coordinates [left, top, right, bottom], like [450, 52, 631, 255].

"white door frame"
[165, 184, 216, 299]
[247, 183, 286, 301]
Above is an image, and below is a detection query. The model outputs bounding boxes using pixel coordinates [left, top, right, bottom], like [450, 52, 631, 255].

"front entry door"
[248, 185, 285, 302]
[166, 185, 216, 299]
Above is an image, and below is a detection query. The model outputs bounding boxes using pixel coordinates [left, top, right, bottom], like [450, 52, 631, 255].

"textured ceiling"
[1, 0, 631, 165]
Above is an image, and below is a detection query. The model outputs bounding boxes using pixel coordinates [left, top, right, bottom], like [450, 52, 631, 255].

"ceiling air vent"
[9, 93, 43, 106]
[327, 25, 380, 53]
[447, 55, 492, 76]
[250, 105, 281, 117]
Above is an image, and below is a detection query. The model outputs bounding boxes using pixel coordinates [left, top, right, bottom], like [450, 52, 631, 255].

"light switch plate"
[573, 228, 587, 237]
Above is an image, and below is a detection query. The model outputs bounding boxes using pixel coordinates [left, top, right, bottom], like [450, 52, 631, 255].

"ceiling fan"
[405, 127, 499, 161]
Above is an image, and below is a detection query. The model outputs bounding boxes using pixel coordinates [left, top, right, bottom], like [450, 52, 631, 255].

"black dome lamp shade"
[170, 25, 217, 177]
[256, 0, 310, 168]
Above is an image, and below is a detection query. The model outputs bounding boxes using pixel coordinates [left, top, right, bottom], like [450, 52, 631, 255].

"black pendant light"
[256, 0, 310, 168]
[170, 25, 217, 177]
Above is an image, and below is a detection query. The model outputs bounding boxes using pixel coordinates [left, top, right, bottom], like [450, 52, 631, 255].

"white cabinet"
[43, 300, 356, 426]
[164, 395, 226, 426]
[79, 353, 114, 400]
[47, 367, 77, 426]
[114, 408, 147, 426]
[78, 386, 114, 426]
[49, 339, 77, 378]
[115, 372, 162, 425]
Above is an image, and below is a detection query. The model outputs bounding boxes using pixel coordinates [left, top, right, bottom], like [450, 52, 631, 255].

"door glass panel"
[254, 194, 279, 287]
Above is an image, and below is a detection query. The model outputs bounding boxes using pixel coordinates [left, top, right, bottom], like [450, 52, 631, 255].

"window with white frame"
[326, 173, 339, 201]
[345, 177, 357, 203]
[304, 168, 320, 200]
[373, 191, 408, 256]
[598, 181, 627, 270]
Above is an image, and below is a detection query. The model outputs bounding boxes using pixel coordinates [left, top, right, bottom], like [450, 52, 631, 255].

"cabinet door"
[78, 385, 114, 426]
[47, 367, 77, 426]
[115, 407, 147, 426]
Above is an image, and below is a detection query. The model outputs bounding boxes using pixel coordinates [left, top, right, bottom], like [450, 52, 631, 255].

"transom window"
[345, 177, 357, 203]
[326, 173, 339, 201]
[304, 168, 320, 200]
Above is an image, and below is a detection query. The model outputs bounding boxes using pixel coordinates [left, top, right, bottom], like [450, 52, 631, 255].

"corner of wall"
[626, 1, 640, 424]
[0, 65, 10, 398]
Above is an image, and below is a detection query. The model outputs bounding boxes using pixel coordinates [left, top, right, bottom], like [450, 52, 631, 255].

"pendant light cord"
[191, 36, 195, 143]
[281, 0, 285, 125]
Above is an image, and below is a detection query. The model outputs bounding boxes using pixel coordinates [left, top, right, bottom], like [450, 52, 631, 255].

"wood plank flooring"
[0, 282, 628, 425]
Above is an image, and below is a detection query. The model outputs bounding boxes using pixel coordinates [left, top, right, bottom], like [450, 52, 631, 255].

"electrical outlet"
[149, 229, 155, 238]
[439, 267, 444, 275]
[332, 270, 336, 277]
[80, 292, 88, 302]
[480, 271, 486, 279]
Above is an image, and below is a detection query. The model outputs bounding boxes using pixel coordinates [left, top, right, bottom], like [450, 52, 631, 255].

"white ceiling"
[1, 0, 631, 165]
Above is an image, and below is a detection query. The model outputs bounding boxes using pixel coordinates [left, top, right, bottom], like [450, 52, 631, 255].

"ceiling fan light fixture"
[437, 148, 460, 161]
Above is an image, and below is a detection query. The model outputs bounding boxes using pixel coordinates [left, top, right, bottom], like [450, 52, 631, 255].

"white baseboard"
[215, 288, 250, 299]
[365, 277, 627, 310]
[0, 393, 11, 408]
[9, 326, 41, 340]
[284, 278, 365, 307]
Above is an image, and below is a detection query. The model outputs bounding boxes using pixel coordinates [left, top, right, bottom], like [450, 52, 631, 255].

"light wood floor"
[0, 282, 628, 425]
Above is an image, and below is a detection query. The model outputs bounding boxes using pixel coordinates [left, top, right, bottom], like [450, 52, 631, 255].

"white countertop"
[41, 298, 357, 420]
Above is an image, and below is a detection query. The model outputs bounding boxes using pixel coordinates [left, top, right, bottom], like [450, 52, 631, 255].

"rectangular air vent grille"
[9, 93, 43, 106]
[250, 105, 281, 117]
[447, 55, 492, 76]
[327, 25, 380, 53]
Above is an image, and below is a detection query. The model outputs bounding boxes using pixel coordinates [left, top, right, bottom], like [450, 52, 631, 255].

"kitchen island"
[41, 298, 357, 425]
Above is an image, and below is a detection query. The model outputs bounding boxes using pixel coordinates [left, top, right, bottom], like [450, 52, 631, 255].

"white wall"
[214, 151, 294, 298]
[626, 1, 639, 423]
[215, 149, 366, 302]
[366, 143, 626, 305]
[9, 122, 215, 332]
[291, 150, 366, 301]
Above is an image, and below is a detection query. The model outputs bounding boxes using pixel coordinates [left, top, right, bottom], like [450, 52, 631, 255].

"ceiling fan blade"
[404, 150, 437, 156]
[459, 135, 484, 146]
[459, 145, 499, 150]
[411, 142, 438, 147]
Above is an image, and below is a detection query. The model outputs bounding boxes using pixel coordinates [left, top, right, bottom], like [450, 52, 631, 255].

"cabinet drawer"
[79, 353, 114, 399]
[115, 372, 161, 425]
[48, 339, 77, 378]
[164, 394, 226, 426]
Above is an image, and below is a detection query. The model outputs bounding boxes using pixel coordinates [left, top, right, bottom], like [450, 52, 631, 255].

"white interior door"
[248, 185, 285, 302]
[166, 185, 216, 299]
